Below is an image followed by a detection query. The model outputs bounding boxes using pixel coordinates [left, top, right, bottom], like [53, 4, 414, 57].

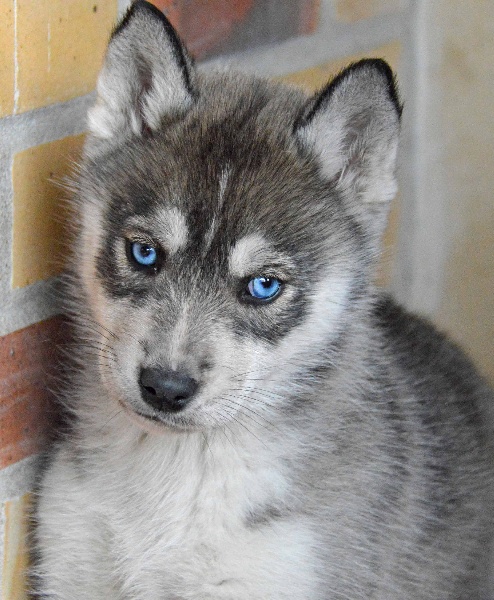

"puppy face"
[73, 2, 400, 432]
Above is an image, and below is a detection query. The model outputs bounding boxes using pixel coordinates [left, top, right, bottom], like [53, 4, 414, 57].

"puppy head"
[73, 1, 401, 432]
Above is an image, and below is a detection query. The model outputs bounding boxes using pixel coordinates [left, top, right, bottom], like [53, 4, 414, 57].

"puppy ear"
[295, 59, 401, 239]
[86, 0, 196, 156]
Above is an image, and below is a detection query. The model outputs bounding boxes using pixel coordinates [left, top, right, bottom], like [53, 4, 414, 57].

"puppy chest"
[115, 502, 318, 599]
[109, 448, 318, 597]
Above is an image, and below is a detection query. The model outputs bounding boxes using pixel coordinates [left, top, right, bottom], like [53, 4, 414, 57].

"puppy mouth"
[117, 398, 200, 433]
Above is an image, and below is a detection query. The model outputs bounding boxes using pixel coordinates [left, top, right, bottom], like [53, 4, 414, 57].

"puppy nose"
[139, 367, 198, 413]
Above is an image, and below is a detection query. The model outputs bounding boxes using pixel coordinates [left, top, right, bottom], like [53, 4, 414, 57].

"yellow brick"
[2, 494, 31, 600]
[12, 134, 85, 288]
[0, 0, 15, 117]
[16, 0, 117, 114]
[335, 0, 404, 22]
[281, 42, 401, 286]
[280, 41, 401, 92]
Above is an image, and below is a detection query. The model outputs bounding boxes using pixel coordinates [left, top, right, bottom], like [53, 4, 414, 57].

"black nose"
[139, 367, 198, 413]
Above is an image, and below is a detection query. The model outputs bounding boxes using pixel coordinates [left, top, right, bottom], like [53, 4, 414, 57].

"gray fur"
[33, 2, 494, 599]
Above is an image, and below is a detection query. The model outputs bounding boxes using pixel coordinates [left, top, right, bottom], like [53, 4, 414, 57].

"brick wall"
[6, 0, 491, 596]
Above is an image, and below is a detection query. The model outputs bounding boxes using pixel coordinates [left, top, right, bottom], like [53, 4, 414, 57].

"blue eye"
[246, 277, 281, 301]
[130, 241, 157, 267]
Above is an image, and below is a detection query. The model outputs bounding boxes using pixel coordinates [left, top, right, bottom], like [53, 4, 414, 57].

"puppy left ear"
[86, 0, 196, 156]
[295, 59, 402, 239]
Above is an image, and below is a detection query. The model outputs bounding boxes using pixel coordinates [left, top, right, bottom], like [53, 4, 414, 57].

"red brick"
[149, 0, 319, 59]
[150, 0, 253, 58]
[0, 318, 66, 469]
[149, 0, 181, 28]
[297, 0, 321, 34]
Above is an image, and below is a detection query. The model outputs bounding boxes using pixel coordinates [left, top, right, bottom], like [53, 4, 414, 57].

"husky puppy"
[34, 1, 493, 598]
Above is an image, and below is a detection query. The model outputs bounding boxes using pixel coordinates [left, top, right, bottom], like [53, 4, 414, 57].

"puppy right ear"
[294, 59, 401, 240]
[86, 0, 196, 156]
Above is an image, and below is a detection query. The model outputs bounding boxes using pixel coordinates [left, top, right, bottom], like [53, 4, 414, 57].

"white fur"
[168, 301, 190, 371]
[37, 412, 320, 599]
[228, 233, 270, 278]
[153, 206, 189, 255]
[228, 233, 293, 279]
[204, 168, 231, 251]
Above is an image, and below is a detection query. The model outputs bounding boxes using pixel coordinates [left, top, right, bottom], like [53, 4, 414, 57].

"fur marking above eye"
[229, 233, 274, 279]
[246, 277, 281, 301]
[131, 241, 158, 267]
